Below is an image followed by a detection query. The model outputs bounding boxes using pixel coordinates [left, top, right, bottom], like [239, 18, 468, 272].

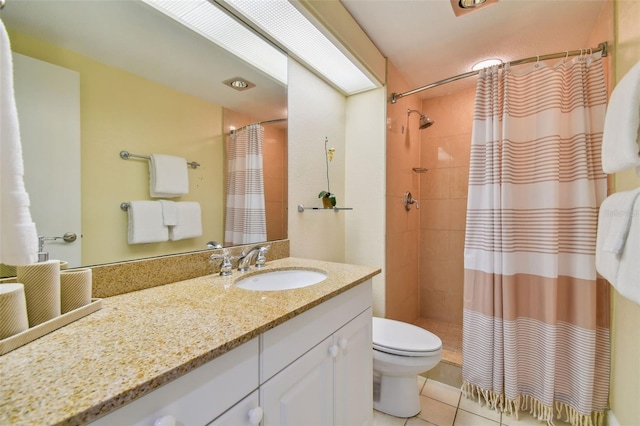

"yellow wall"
[609, 1, 640, 423]
[8, 30, 224, 266]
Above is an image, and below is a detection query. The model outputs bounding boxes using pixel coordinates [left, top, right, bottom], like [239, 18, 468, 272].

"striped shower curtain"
[462, 53, 610, 426]
[224, 124, 267, 246]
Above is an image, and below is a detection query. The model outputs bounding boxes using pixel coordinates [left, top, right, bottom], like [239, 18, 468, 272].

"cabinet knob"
[248, 406, 264, 425]
[154, 415, 176, 426]
[328, 345, 339, 358]
[338, 338, 348, 350]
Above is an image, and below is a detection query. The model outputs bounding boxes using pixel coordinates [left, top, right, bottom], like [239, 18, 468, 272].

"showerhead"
[407, 109, 434, 130]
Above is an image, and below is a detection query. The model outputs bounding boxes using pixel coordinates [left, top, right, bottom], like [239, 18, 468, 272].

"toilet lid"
[372, 317, 442, 356]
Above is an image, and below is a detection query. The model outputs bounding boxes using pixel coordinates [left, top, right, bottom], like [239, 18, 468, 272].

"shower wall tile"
[449, 199, 468, 231]
[387, 196, 411, 235]
[420, 230, 450, 260]
[421, 199, 451, 230]
[449, 134, 472, 167]
[422, 168, 451, 199]
[450, 167, 469, 198]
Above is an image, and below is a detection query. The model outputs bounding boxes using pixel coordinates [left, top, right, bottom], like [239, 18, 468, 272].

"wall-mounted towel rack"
[297, 204, 353, 212]
[121, 203, 131, 211]
[120, 150, 200, 169]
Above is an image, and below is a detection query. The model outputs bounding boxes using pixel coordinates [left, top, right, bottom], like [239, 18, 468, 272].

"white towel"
[149, 154, 189, 198]
[601, 60, 640, 173]
[596, 191, 640, 305]
[602, 188, 640, 254]
[127, 201, 169, 244]
[158, 200, 178, 226]
[169, 202, 202, 241]
[0, 22, 38, 266]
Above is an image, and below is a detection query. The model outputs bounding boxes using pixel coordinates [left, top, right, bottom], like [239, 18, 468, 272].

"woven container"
[0, 284, 29, 340]
[17, 260, 61, 327]
[60, 269, 92, 314]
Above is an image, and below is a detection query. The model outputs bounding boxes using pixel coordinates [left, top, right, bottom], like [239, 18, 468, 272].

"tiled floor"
[372, 377, 573, 426]
[413, 317, 462, 366]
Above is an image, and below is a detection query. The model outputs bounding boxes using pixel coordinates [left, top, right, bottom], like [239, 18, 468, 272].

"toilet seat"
[373, 317, 442, 357]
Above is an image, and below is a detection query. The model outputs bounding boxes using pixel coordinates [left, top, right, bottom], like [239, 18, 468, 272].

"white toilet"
[372, 317, 443, 417]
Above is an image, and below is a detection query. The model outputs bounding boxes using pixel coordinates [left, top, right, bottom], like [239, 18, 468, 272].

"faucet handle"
[210, 249, 237, 276]
[255, 245, 271, 268]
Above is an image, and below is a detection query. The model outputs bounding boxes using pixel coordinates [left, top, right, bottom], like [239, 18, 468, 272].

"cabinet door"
[208, 390, 261, 426]
[261, 336, 334, 426]
[334, 308, 373, 426]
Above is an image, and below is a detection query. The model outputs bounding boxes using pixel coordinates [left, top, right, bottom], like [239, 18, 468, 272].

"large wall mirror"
[0, 0, 288, 277]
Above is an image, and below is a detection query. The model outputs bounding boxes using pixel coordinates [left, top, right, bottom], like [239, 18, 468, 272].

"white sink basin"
[236, 269, 327, 291]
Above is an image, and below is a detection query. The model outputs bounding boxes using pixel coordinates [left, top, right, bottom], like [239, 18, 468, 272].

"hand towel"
[127, 201, 169, 244]
[169, 202, 202, 241]
[601, 60, 640, 173]
[616, 195, 640, 305]
[149, 154, 189, 198]
[602, 188, 640, 254]
[596, 191, 640, 305]
[0, 21, 38, 266]
[158, 200, 178, 226]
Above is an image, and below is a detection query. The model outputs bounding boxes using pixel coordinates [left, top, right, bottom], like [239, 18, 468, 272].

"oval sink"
[236, 269, 327, 291]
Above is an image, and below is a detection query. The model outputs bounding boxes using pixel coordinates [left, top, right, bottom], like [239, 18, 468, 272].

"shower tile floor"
[413, 318, 463, 366]
[372, 376, 574, 426]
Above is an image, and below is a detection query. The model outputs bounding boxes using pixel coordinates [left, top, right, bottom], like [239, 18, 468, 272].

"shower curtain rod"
[390, 41, 608, 104]
[231, 118, 287, 135]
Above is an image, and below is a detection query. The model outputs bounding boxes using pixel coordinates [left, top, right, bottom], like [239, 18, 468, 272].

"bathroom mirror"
[0, 0, 288, 277]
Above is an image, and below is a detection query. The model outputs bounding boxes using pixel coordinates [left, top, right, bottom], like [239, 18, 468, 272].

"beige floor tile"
[454, 410, 500, 426]
[418, 375, 427, 393]
[373, 409, 408, 426]
[417, 396, 457, 426]
[500, 410, 572, 426]
[421, 379, 461, 407]
[407, 417, 438, 426]
[457, 396, 501, 422]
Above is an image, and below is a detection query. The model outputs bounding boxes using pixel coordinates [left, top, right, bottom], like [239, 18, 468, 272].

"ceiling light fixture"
[472, 58, 503, 71]
[223, 77, 255, 91]
[218, 0, 378, 95]
[450, 0, 499, 16]
[142, 0, 287, 85]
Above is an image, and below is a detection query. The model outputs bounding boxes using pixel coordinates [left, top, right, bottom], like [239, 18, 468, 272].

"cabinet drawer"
[260, 280, 372, 383]
[91, 338, 259, 426]
[208, 390, 260, 426]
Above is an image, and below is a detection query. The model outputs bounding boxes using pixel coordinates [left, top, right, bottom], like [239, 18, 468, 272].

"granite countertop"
[0, 257, 380, 426]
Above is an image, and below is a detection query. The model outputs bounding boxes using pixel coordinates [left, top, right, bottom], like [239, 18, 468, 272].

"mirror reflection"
[0, 0, 288, 277]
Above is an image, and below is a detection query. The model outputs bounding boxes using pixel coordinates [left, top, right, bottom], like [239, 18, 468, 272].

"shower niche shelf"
[297, 204, 353, 212]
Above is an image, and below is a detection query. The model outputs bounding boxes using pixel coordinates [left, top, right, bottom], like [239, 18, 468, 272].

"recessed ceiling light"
[460, 0, 487, 8]
[223, 77, 255, 91]
[472, 59, 503, 71]
[450, 0, 499, 17]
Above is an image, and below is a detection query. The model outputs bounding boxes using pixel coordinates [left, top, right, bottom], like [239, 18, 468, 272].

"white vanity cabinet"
[260, 308, 372, 426]
[90, 280, 372, 426]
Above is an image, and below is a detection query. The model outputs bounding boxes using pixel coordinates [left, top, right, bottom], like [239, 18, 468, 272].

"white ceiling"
[340, 0, 607, 99]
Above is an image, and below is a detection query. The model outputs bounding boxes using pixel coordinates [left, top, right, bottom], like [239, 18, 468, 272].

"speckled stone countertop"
[0, 257, 380, 426]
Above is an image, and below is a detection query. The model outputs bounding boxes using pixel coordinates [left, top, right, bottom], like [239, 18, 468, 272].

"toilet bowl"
[372, 317, 442, 418]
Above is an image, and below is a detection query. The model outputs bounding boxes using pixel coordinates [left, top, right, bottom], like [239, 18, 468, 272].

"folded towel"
[616, 196, 640, 305]
[169, 202, 202, 241]
[149, 154, 189, 198]
[596, 191, 640, 305]
[601, 60, 640, 173]
[127, 201, 169, 244]
[158, 200, 178, 226]
[0, 22, 38, 266]
[602, 188, 640, 253]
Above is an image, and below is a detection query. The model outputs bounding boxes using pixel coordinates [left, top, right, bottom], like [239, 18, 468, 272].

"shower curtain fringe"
[462, 381, 605, 426]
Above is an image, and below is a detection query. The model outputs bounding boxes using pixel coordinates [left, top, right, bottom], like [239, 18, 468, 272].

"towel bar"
[120, 150, 200, 169]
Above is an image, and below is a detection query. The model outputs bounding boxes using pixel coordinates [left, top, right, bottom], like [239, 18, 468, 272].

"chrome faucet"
[237, 245, 270, 271]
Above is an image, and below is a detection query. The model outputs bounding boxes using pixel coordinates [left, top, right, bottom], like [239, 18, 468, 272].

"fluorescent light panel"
[222, 0, 377, 95]
[142, 0, 287, 85]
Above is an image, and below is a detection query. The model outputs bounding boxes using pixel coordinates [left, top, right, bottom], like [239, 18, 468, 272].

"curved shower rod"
[390, 41, 608, 104]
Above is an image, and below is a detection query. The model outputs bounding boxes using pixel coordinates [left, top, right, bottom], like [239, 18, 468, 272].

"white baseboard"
[607, 409, 619, 426]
